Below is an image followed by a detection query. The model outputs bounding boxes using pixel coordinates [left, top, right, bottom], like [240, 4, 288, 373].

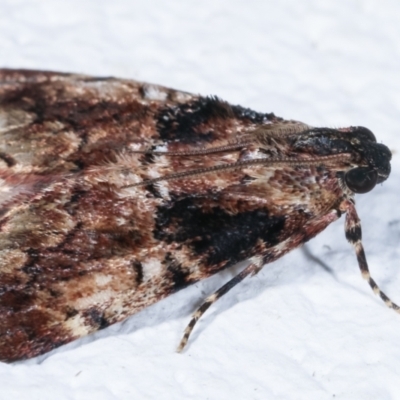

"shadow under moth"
[0, 69, 395, 363]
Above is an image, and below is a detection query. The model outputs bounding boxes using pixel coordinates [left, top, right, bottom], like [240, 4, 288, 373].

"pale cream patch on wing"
[272, 238, 293, 254]
[55, 129, 82, 157]
[87, 152, 145, 187]
[145, 163, 164, 180]
[171, 90, 194, 103]
[142, 84, 168, 101]
[0, 108, 35, 134]
[157, 181, 171, 199]
[0, 117, 81, 174]
[0, 249, 28, 271]
[153, 144, 168, 152]
[81, 78, 144, 101]
[0, 178, 27, 205]
[59, 257, 139, 307]
[243, 167, 276, 182]
[63, 314, 93, 336]
[94, 273, 113, 287]
[141, 258, 164, 282]
[74, 287, 115, 310]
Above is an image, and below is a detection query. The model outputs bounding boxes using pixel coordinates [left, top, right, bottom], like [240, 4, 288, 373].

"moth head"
[342, 126, 392, 193]
[290, 125, 392, 194]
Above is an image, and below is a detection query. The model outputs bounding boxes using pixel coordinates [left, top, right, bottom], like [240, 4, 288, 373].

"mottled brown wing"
[0, 69, 342, 362]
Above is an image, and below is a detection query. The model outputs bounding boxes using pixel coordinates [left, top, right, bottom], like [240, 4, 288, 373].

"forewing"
[0, 69, 340, 362]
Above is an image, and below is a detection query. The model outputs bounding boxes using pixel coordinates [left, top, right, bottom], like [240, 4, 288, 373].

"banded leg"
[177, 263, 259, 352]
[344, 199, 400, 312]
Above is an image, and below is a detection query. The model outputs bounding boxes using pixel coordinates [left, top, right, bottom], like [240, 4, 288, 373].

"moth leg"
[344, 199, 400, 312]
[177, 262, 259, 352]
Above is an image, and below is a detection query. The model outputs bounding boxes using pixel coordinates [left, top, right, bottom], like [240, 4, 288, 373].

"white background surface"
[1, 1, 400, 399]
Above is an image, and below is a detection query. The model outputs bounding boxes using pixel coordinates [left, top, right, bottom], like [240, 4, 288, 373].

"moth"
[0, 69, 395, 363]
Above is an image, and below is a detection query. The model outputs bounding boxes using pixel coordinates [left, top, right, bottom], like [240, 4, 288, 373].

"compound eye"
[345, 167, 378, 194]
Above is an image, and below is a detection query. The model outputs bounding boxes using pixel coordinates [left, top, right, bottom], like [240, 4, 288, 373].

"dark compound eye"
[345, 167, 378, 194]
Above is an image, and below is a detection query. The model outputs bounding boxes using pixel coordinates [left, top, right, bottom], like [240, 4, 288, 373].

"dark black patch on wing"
[156, 97, 221, 143]
[0, 80, 148, 134]
[0, 152, 17, 167]
[145, 184, 163, 199]
[156, 96, 277, 143]
[140, 152, 156, 165]
[230, 104, 277, 124]
[82, 307, 110, 330]
[65, 307, 79, 319]
[154, 197, 286, 268]
[131, 260, 144, 286]
[164, 253, 192, 292]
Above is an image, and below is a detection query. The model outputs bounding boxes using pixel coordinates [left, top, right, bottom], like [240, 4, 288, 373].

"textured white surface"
[1, 0, 400, 399]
